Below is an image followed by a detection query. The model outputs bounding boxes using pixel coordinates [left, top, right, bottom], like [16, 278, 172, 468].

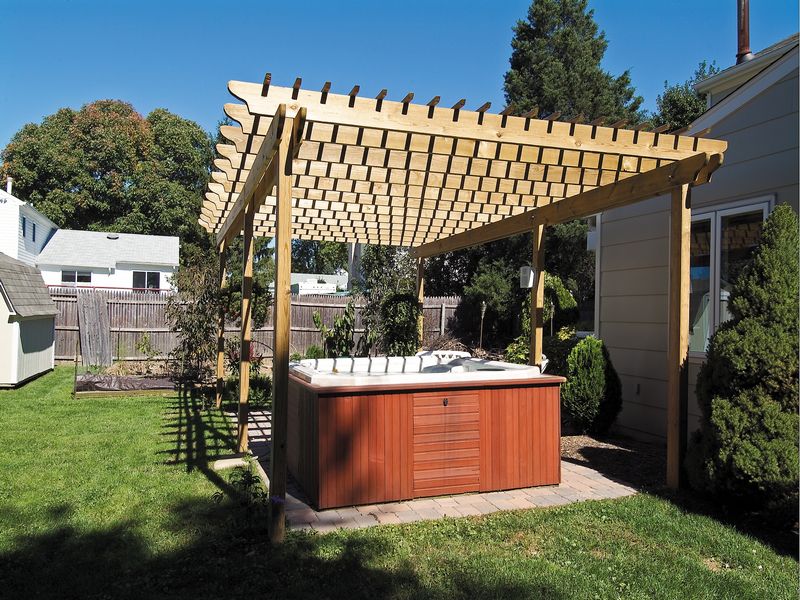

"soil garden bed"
[75, 374, 176, 394]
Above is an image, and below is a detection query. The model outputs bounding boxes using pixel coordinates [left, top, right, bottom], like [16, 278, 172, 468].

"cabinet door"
[412, 391, 480, 496]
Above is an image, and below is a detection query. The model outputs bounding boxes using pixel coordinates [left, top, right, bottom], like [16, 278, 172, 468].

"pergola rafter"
[202, 74, 727, 544]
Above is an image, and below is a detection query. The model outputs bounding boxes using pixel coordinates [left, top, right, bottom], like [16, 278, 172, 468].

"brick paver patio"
[235, 409, 637, 533]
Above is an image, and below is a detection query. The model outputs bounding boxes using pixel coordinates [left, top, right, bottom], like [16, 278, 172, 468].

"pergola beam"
[215, 105, 306, 246]
[411, 152, 723, 258]
[666, 184, 691, 488]
[229, 81, 722, 161]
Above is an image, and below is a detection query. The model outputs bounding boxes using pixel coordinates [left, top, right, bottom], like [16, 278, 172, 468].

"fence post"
[439, 302, 446, 335]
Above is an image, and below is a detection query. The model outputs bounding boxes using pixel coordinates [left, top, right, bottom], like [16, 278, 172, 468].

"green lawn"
[0, 368, 796, 599]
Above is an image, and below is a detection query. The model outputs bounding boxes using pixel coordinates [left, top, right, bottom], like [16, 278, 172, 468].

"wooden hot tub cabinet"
[287, 375, 564, 509]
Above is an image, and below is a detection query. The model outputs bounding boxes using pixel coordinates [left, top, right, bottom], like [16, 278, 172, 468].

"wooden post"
[237, 199, 255, 453]
[215, 240, 227, 409]
[416, 257, 425, 347]
[268, 116, 294, 544]
[529, 223, 545, 366]
[666, 184, 691, 489]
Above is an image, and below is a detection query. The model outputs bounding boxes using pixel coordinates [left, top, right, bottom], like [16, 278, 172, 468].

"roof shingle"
[0, 253, 57, 318]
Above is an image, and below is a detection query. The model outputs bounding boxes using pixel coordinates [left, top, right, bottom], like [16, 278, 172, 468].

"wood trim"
[666, 184, 691, 489]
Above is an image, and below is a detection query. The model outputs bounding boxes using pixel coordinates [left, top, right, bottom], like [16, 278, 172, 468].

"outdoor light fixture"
[519, 265, 535, 289]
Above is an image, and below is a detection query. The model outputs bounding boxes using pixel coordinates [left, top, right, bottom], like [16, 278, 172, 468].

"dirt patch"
[590, 548, 609, 560]
[702, 557, 722, 572]
[561, 434, 665, 490]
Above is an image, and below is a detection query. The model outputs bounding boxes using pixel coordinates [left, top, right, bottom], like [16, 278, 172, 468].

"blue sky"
[1, 0, 797, 150]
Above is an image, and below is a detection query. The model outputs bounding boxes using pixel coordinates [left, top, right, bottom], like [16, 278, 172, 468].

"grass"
[0, 368, 796, 599]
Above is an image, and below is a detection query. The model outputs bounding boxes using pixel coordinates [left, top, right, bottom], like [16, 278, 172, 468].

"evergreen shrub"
[561, 337, 622, 434]
[687, 205, 799, 509]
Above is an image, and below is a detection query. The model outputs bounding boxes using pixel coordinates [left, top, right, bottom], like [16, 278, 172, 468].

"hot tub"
[287, 352, 564, 509]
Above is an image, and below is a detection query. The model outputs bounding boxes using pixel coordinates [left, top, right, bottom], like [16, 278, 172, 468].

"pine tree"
[503, 0, 643, 122]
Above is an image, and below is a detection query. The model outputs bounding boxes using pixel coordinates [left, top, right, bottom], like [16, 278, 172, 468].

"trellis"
[201, 74, 727, 543]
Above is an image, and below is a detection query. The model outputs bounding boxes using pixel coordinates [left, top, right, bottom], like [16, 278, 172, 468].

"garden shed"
[200, 75, 727, 542]
[0, 253, 57, 387]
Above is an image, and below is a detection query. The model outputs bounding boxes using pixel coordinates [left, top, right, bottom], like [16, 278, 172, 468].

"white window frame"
[688, 195, 773, 359]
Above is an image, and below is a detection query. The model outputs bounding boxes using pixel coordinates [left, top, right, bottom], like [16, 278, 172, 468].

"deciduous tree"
[1, 100, 214, 263]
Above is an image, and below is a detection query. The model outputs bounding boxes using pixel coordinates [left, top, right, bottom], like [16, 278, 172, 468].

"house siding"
[598, 62, 798, 442]
[17, 205, 57, 266]
[16, 316, 55, 383]
[0, 299, 19, 386]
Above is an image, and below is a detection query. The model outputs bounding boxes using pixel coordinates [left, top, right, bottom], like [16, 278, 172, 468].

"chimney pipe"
[5, 177, 12, 195]
[737, 0, 753, 64]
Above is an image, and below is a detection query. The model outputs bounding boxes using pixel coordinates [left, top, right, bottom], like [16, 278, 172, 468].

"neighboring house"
[0, 253, 58, 387]
[0, 181, 58, 266]
[37, 230, 180, 291]
[595, 33, 798, 442]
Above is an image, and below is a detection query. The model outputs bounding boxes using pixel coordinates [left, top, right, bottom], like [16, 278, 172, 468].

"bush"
[542, 332, 580, 376]
[379, 292, 421, 356]
[313, 302, 356, 357]
[304, 345, 325, 359]
[166, 261, 220, 382]
[561, 337, 622, 434]
[687, 205, 799, 509]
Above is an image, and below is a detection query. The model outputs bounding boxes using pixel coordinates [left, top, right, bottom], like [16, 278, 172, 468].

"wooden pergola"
[201, 74, 727, 543]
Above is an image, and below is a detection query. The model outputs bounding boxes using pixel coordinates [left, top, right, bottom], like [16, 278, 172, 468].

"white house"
[0, 180, 58, 266]
[595, 32, 798, 442]
[0, 253, 57, 387]
[37, 230, 180, 291]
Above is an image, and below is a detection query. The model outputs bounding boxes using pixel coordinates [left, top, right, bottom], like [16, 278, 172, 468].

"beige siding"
[598, 63, 798, 442]
[16, 317, 55, 384]
[0, 301, 18, 386]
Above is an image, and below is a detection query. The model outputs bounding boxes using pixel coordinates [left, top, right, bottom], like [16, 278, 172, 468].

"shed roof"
[36, 230, 180, 270]
[201, 76, 728, 248]
[0, 253, 57, 317]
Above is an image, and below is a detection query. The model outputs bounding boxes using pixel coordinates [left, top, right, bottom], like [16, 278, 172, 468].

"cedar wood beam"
[411, 152, 723, 258]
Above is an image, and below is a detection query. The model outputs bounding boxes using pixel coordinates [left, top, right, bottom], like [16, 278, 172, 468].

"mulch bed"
[561, 433, 666, 490]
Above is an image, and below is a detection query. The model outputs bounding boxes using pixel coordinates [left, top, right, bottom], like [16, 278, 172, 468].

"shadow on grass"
[563, 445, 798, 559]
[157, 386, 240, 498]
[0, 500, 566, 600]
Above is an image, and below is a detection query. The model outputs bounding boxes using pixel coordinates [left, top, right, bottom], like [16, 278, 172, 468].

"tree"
[356, 245, 416, 353]
[166, 260, 221, 382]
[504, 0, 643, 122]
[544, 220, 595, 306]
[291, 240, 347, 275]
[688, 205, 799, 510]
[653, 61, 719, 131]
[224, 237, 275, 330]
[1, 100, 214, 263]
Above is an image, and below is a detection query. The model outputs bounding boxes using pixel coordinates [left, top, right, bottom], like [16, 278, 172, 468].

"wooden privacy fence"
[49, 287, 461, 361]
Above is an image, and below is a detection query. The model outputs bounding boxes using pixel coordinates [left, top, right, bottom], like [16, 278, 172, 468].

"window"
[20, 216, 26, 238]
[133, 271, 161, 290]
[32, 222, 36, 243]
[61, 271, 92, 285]
[689, 199, 770, 354]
